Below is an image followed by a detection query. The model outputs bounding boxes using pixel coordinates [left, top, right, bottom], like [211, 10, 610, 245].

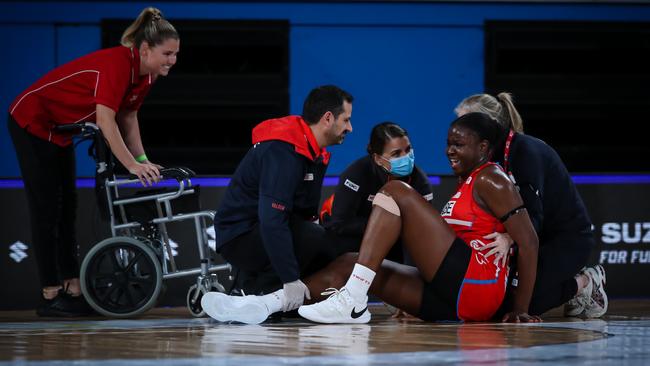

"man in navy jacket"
[213, 85, 353, 313]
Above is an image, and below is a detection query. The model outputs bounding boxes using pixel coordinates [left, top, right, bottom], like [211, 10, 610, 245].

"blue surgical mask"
[382, 150, 415, 177]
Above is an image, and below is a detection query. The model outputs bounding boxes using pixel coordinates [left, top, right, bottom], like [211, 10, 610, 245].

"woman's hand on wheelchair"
[146, 161, 164, 170]
[129, 161, 161, 187]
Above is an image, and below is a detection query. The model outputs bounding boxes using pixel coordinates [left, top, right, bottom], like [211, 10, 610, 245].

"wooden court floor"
[0, 299, 648, 365]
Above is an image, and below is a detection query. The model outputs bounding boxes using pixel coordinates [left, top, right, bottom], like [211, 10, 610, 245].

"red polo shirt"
[9, 46, 153, 147]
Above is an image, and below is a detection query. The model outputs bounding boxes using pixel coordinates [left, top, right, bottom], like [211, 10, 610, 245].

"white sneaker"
[564, 267, 590, 317]
[563, 265, 608, 318]
[298, 287, 370, 324]
[582, 265, 608, 318]
[201, 292, 270, 324]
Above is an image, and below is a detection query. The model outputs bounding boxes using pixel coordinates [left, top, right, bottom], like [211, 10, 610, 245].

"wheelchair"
[55, 122, 230, 318]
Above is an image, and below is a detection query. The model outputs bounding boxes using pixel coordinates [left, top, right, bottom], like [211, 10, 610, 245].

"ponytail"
[121, 7, 178, 48]
[455, 92, 525, 133]
[496, 92, 524, 133]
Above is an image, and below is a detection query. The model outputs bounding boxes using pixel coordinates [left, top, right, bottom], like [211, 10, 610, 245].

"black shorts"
[418, 237, 471, 322]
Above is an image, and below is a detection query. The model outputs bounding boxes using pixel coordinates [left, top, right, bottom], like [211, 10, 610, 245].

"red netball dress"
[441, 162, 510, 321]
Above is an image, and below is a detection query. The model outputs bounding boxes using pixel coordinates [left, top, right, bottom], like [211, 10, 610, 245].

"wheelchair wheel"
[81, 236, 163, 318]
[186, 276, 226, 317]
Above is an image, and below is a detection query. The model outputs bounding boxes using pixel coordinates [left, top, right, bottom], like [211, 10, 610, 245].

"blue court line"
[0, 174, 648, 188]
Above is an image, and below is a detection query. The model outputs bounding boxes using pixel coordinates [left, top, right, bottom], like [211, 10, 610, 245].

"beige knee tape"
[372, 192, 401, 216]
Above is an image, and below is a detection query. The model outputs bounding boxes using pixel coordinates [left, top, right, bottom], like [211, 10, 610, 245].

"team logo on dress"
[272, 202, 286, 211]
[130, 94, 139, 102]
[344, 179, 359, 192]
[441, 200, 456, 217]
[304, 173, 314, 181]
[469, 239, 488, 265]
[9, 241, 28, 263]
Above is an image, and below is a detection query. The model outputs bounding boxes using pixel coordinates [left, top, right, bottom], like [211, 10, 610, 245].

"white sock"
[344, 263, 376, 302]
[258, 290, 283, 314]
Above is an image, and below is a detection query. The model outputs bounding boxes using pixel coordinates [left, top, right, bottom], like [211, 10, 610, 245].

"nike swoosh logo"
[350, 306, 367, 319]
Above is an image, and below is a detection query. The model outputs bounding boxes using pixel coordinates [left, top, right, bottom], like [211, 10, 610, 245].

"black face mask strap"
[499, 204, 526, 223]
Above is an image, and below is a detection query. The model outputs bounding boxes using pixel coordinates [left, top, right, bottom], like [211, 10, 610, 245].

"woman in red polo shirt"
[7, 7, 179, 316]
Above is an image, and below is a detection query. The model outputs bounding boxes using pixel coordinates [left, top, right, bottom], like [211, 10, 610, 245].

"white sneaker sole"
[298, 305, 371, 324]
[201, 292, 269, 324]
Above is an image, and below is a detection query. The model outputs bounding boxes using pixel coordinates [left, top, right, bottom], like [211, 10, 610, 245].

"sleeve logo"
[344, 179, 360, 192]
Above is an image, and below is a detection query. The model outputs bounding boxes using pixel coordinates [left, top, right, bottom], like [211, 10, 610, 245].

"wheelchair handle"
[127, 167, 195, 182]
[53, 122, 99, 134]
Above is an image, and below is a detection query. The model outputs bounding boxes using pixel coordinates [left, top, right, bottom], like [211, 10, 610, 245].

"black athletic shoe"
[36, 290, 95, 317]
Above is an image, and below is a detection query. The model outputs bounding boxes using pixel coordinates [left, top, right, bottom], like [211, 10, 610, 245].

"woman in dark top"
[320, 122, 433, 262]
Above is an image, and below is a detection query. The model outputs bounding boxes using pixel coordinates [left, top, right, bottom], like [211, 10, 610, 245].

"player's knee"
[373, 192, 401, 216]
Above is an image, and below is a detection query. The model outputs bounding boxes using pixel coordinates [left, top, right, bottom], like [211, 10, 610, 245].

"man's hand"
[282, 280, 311, 312]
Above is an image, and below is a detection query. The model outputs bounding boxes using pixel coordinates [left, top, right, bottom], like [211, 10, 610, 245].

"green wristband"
[135, 154, 148, 163]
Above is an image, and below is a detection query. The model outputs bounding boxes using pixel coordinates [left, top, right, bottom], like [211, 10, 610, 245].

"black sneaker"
[36, 290, 95, 317]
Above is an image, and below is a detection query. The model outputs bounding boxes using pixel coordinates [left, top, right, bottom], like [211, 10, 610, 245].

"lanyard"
[503, 129, 515, 172]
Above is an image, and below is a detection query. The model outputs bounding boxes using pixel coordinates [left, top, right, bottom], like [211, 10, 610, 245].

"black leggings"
[497, 233, 594, 316]
[528, 233, 594, 314]
[8, 116, 79, 288]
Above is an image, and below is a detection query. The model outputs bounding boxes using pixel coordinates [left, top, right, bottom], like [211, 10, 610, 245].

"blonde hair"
[454, 92, 524, 133]
[121, 7, 178, 48]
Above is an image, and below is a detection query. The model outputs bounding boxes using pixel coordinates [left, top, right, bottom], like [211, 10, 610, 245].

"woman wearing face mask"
[320, 122, 433, 262]
[7, 7, 179, 316]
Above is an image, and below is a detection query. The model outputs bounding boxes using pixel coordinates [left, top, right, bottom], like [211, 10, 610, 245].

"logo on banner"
[9, 241, 28, 263]
[599, 222, 650, 265]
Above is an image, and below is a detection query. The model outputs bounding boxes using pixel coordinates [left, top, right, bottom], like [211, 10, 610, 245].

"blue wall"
[2, 1, 650, 177]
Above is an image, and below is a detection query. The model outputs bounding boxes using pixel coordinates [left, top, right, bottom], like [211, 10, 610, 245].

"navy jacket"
[496, 133, 593, 241]
[214, 116, 329, 283]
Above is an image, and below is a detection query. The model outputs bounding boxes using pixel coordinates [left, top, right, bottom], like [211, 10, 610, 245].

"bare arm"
[116, 109, 163, 169]
[116, 109, 146, 161]
[96, 104, 160, 186]
[475, 166, 540, 322]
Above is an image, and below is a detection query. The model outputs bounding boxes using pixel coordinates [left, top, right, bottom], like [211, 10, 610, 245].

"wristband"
[135, 154, 148, 163]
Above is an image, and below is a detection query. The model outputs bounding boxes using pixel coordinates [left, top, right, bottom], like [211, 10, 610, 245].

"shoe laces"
[319, 288, 352, 312]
